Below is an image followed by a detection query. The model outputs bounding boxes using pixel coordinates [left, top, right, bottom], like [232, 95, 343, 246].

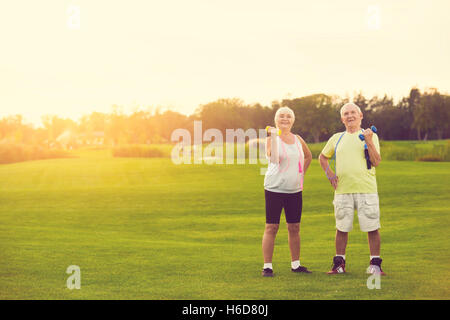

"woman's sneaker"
[327, 256, 346, 274]
[367, 257, 386, 276]
[292, 266, 312, 273]
[261, 268, 274, 277]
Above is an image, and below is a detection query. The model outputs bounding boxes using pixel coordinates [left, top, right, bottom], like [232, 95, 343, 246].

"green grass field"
[0, 149, 449, 299]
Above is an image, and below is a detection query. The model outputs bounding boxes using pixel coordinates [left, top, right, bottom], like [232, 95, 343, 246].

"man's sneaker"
[292, 266, 312, 273]
[327, 256, 346, 274]
[367, 257, 386, 276]
[262, 268, 274, 277]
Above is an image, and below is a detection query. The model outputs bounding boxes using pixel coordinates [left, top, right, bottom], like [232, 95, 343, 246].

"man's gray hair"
[340, 102, 362, 117]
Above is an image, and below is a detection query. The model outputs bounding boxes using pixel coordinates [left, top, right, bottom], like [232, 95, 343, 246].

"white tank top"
[264, 135, 305, 193]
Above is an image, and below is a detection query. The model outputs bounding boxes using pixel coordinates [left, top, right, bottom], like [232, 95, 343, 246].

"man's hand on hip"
[329, 175, 338, 190]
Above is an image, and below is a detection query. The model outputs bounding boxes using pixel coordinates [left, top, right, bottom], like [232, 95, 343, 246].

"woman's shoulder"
[294, 134, 305, 143]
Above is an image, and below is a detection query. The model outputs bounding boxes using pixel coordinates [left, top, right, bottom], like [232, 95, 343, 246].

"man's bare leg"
[368, 229, 381, 256]
[336, 229, 348, 255]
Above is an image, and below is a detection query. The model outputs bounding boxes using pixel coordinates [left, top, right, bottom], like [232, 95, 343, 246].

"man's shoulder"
[321, 131, 345, 157]
[373, 132, 380, 141]
[328, 131, 346, 142]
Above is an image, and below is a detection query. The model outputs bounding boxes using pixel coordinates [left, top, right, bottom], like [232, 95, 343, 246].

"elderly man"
[318, 102, 385, 275]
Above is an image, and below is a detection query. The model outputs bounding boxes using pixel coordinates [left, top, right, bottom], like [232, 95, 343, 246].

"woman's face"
[276, 111, 294, 131]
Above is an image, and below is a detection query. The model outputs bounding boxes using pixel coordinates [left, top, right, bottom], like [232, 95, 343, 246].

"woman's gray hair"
[274, 106, 295, 127]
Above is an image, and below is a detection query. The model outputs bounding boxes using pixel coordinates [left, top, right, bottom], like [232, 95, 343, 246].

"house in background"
[56, 130, 105, 149]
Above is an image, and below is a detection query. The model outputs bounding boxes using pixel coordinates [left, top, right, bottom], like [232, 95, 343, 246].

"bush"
[308, 143, 326, 159]
[111, 140, 450, 162]
[307, 140, 450, 162]
[0, 143, 73, 164]
[112, 145, 170, 158]
[416, 155, 443, 162]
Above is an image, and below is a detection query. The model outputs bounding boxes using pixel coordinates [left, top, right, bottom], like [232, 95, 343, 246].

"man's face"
[341, 105, 363, 128]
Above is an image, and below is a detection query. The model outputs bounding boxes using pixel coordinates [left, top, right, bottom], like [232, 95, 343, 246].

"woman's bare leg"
[287, 223, 300, 261]
[262, 224, 279, 263]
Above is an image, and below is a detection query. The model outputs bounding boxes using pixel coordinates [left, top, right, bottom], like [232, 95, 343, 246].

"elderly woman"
[262, 106, 313, 277]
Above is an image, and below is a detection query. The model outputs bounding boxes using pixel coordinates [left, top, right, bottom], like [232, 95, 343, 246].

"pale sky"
[0, 0, 449, 127]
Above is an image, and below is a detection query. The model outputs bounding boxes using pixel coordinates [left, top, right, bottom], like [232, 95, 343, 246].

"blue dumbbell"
[359, 126, 377, 141]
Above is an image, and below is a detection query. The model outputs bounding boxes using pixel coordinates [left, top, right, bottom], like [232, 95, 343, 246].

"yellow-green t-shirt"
[321, 131, 380, 194]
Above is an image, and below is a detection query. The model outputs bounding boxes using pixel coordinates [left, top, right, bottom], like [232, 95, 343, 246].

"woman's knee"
[287, 223, 300, 234]
[264, 223, 279, 235]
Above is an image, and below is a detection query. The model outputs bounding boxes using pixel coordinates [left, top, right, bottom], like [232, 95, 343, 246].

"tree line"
[0, 87, 449, 148]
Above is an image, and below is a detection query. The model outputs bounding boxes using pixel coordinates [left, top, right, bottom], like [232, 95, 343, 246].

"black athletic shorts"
[264, 190, 303, 224]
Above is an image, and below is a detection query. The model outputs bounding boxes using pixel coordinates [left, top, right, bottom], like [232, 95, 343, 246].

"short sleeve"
[321, 134, 338, 158]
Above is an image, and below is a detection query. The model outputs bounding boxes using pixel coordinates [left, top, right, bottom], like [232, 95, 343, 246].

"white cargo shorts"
[333, 193, 381, 232]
